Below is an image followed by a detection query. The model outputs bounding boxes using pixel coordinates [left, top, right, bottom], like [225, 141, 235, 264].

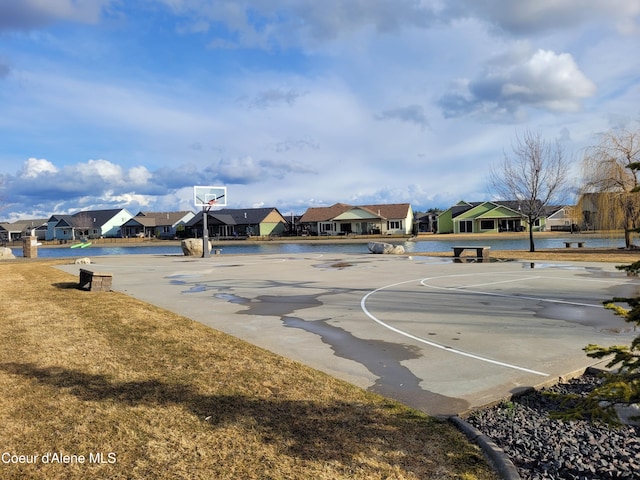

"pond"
[10, 234, 627, 258]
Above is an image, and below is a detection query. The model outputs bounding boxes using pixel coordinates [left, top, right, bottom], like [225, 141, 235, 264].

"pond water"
[11, 235, 627, 258]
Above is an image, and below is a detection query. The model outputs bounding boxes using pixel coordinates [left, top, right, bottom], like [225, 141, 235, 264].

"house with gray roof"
[186, 207, 287, 238]
[437, 200, 570, 234]
[45, 208, 134, 241]
[0, 219, 48, 241]
[121, 211, 195, 239]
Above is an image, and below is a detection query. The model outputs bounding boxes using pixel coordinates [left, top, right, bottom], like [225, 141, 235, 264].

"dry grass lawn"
[0, 260, 498, 480]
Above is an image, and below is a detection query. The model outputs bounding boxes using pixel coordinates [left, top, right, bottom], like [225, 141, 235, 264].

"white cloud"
[76, 159, 123, 183]
[20, 157, 58, 178]
[128, 166, 152, 185]
[439, 48, 596, 118]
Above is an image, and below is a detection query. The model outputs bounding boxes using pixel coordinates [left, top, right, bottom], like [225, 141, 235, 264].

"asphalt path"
[57, 253, 640, 417]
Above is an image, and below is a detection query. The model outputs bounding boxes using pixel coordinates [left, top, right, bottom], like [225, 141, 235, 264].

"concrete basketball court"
[57, 253, 640, 417]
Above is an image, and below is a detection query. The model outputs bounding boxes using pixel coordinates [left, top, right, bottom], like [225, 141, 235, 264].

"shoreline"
[9, 230, 625, 249]
[5, 231, 640, 264]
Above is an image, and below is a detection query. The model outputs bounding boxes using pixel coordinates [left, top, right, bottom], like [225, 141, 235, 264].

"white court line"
[420, 272, 604, 309]
[360, 277, 549, 377]
[449, 275, 541, 290]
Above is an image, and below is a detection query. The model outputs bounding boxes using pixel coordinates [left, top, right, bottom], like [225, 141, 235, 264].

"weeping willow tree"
[580, 129, 640, 248]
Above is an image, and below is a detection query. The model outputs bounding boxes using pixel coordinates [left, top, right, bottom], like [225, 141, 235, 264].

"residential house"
[575, 192, 631, 231]
[415, 211, 438, 233]
[438, 200, 550, 234]
[45, 208, 134, 241]
[545, 205, 578, 231]
[121, 211, 195, 239]
[186, 207, 288, 238]
[299, 203, 414, 236]
[0, 219, 48, 241]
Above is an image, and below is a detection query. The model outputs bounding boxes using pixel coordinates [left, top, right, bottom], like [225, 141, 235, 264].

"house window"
[387, 220, 401, 230]
[459, 220, 473, 233]
[320, 223, 334, 232]
[480, 220, 494, 230]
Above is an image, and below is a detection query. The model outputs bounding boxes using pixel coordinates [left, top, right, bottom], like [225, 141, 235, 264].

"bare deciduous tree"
[72, 212, 95, 241]
[580, 129, 640, 249]
[489, 130, 571, 252]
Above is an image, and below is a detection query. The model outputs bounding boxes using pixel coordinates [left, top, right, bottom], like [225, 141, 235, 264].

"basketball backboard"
[193, 186, 227, 207]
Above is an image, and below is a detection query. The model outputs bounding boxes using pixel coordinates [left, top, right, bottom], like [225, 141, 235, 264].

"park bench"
[452, 246, 491, 258]
[79, 268, 113, 292]
[563, 241, 585, 248]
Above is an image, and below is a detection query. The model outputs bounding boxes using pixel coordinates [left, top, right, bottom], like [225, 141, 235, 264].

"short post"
[22, 231, 38, 258]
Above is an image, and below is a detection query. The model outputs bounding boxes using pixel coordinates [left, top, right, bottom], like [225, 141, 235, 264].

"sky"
[1, 0, 639, 221]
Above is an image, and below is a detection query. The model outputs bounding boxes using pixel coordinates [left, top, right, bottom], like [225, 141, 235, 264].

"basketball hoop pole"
[202, 205, 210, 258]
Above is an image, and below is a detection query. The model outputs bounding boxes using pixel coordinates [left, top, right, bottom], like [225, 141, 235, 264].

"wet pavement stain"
[212, 289, 469, 416]
[531, 268, 640, 334]
[282, 316, 469, 417]
[237, 295, 324, 317]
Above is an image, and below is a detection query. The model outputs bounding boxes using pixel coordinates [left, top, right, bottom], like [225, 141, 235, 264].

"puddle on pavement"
[534, 302, 636, 333]
[452, 257, 516, 263]
[214, 293, 246, 304]
[236, 295, 323, 317]
[313, 260, 371, 269]
[524, 263, 640, 333]
[522, 262, 630, 279]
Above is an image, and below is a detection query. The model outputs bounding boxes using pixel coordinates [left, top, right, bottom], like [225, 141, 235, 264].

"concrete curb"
[449, 416, 521, 480]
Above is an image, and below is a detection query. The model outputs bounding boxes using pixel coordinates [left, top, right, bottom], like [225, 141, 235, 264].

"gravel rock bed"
[466, 372, 640, 479]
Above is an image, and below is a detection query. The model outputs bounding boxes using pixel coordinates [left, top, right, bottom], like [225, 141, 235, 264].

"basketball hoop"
[193, 186, 227, 258]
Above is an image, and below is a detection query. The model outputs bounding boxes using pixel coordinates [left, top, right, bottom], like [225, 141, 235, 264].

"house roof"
[123, 217, 157, 228]
[1, 219, 48, 232]
[210, 207, 285, 225]
[185, 211, 237, 226]
[73, 208, 130, 227]
[45, 208, 132, 230]
[544, 205, 568, 218]
[449, 200, 547, 218]
[300, 203, 353, 222]
[300, 203, 411, 222]
[135, 211, 193, 226]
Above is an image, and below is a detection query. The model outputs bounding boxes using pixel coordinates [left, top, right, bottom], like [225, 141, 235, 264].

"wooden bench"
[452, 246, 491, 258]
[79, 268, 113, 292]
[563, 241, 585, 248]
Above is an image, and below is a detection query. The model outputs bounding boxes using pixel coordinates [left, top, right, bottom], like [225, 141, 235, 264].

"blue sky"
[1, 0, 639, 221]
